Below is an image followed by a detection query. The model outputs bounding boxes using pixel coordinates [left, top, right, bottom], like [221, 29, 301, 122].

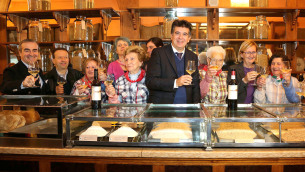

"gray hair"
[198, 52, 207, 65]
[112, 37, 132, 60]
[206, 46, 226, 59]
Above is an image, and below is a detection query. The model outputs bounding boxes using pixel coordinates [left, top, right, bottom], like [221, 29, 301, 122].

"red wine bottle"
[228, 69, 238, 110]
[91, 69, 101, 109]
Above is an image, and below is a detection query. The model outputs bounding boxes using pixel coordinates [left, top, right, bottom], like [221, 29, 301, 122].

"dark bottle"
[91, 69, 101, 109]
[228, 69, 238, 110]
[299, 73, 304, 82]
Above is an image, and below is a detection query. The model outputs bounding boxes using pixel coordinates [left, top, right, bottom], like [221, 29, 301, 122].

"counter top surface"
[1, 146, 305, 159]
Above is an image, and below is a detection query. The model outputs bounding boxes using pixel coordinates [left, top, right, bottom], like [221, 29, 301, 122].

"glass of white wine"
[281, 61, 292, 87]
[208, 58, 219, 81]
[105, 73, 115, 85]
[57, 75, 67, 86]
[259, 66, 269, 88]
[28, 61, 40, 87]
[186, 60, 196, 85]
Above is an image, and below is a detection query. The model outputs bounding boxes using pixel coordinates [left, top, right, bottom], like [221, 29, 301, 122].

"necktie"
[176, 53, 183, 60]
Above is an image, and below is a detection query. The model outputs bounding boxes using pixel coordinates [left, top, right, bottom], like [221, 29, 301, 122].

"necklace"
[125, 69, 145, 83]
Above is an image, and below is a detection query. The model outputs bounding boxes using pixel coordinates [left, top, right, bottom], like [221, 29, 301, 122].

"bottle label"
[228, 85, 238, 100]
[38, 22, 43, 32]
[81, 20, 86, 30]
[91, 86, 101, 100]
[231, 75, 235, 80]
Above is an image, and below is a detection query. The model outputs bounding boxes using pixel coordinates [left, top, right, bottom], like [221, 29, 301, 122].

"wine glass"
[28, 61, 40, 87]
[106, 73, 115, 85]
[186, 60, 196, 85]
[281, 61, 292, 86]
[57, 75, 67, 86]
[208, 58, 219, 81]
[259, 66, 269, 88]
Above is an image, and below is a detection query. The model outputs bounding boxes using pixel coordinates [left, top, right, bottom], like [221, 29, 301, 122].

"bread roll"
[0, 115, 26, 132]
[0, 110, 40, 124]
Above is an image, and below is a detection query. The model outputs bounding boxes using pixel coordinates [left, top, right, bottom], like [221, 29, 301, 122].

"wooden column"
[120, 11, 140, 39]
[284, 12, 298, 71]
[272, 165, 284, 172]
[153, 165, 165, 172]
[95, 163, 107, 172]
[207, 8, 219, 40]
[0, 14, 8, 75]
[39, 160, 51, 172]
[213, 165, 225, 172]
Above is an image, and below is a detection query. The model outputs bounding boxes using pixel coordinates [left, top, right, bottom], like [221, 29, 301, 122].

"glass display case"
[0, 95, 90, 148]
[66, 103, 305, 150]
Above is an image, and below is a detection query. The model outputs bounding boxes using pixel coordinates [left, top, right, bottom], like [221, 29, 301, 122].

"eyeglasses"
[242, 51, 257, 55]
[208, 58, 224, 63]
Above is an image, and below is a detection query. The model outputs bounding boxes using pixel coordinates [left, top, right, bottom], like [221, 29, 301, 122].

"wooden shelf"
[0, 40, 114, 45]
[131, 39, 298, 43]
[0, 8, 119, 19]
[128, 7, 305, 17]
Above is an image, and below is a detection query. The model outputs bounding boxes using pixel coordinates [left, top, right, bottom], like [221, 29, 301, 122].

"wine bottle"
[91, 69, 101, 109]
[228, 69, 238, 110]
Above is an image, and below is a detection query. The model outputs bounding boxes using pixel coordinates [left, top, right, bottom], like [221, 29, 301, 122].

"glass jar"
[73, 16, 86, 41]
[209, 0, 219, 6]
[254, 15, 269, 39]
[256, 43, 268, 68]
[74, 0, 87, 9]
[86, 19, 94, 41]
[253, 0, 268, 7]
[87, 0, 94, 8]
[41, 21, 51, 42]
[27, 0, 42, 11]
[163, 11, 178, 39]
[86, 44, 96, 59]
[41, 0, 51, 10]
[28, 19, 42, 42]
[40, 48, 53, 72]
[165, 0, 178, 7]
[247, 20, 256, 39]
[72, 44, 85, 71]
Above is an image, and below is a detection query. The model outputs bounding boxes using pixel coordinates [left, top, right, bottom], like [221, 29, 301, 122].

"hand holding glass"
[281, 61, 292, 86]
[57, 76, 67, 86]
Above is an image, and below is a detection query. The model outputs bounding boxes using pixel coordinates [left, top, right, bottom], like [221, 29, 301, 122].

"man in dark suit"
[1, 39, 47, 95]
[44, 48, 83, 95]
[146, 20, 201, 104]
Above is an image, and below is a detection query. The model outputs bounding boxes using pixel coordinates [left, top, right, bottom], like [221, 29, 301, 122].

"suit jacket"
[0, 61, 47, 95]
[145, 44, 201, 104]
[44, 67, 83, 95]
[227, 62, 263, 103]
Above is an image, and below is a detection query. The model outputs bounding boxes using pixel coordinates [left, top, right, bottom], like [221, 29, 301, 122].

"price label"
[38, 22, 43, 32]
[160, 138, 180, 143]
[79, 135, 97, 141]
[109, 135, 128, 142]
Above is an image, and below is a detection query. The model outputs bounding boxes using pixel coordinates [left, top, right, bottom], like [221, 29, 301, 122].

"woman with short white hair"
[199, 46, 227, 103]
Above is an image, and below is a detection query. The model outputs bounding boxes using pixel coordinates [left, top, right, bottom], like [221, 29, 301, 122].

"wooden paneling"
[120, 11, 140, 39]
[207, 9, 219, 39]
[0, 14, 8, 74]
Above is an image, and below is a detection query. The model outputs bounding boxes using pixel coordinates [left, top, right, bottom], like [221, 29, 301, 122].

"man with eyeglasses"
[227, 40, 263, 104]
[0, 39, 47, 95]
[146, 19, 200, 104]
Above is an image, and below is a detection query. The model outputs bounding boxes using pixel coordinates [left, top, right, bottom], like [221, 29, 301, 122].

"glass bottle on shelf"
[165, 0, 178, 7]
[247, 20, 256, 39]
[254, 15, 269, 39]
[41, 0, 51, 10]
[74, 0, 87, 9]
[73, 16, 86, 41]
[163, 11, 178, 39]
[87, 0, 94, 8]
[254, 0, 268, 7]
[28, 19, 42, 42]
[27, 0, 42, 11]
[41, 21, 51, 42]
[86, 44, 96, 59]
[256, 43, 268, 68]
[40, 48, 53, 72]
[72, 44, 84, 71]
[86, 19, 94, 41]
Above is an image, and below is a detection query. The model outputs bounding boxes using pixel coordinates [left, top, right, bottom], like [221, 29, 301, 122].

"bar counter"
[1, 146, 305, 172]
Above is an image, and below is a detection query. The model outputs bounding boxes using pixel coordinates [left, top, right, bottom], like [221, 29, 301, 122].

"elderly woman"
[107, 37, 131, 80]
[106, 45, 149, 104]
[227, 40, 262, 104]
[200, 46, 227, 104]
[71, 58, 108, 102]
[254, 54, 300, 104]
